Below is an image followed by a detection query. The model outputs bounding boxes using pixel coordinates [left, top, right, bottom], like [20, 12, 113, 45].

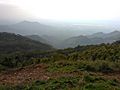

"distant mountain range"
[0, 21, 112, 45]
[0, 21, 58, 35]
[0, 32, 53, 53]
[24, 30, 120, 49]
[0, 21, 120, 49]
[26, 35, 51, 45]
[58, 31, 120, 48]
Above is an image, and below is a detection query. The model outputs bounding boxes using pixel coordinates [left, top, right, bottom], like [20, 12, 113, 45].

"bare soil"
[0, 64, 120, 86]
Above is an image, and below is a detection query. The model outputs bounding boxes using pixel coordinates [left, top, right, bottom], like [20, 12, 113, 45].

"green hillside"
[0, 40, 120, 90]
[0, 32, 53, 54]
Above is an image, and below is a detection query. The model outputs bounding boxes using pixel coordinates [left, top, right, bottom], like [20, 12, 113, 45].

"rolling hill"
[0, 40, 120, 89]
[0, 32, 53, 53]
[0, 21, 57, 35]
[26, 35, 51, 45]
[0, 21, 114, 48]
[59, 31, 120, 48]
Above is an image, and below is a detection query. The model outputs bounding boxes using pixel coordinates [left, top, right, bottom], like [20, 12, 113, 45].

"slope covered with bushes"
[0, 32, 53, 54]
[0, 41, 120, 89]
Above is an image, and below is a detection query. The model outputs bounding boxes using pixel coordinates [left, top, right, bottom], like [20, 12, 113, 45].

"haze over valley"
[1, 0, 120, 89]
[0, 0, 120, 48]
[0, 20, 120, 48]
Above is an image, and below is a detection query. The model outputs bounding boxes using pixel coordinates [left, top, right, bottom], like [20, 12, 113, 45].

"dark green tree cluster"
[0, 32, 53, 54]
[0, 40, 120, 72]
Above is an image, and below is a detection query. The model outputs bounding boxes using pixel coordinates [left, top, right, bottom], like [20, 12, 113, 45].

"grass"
[47, 60, 120, 73]
[1, 48, 120, 89]
[0, 74, 119, 90]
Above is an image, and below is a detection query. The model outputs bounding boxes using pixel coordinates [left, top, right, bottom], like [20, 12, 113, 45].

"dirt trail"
[0, 64, 83, 85]
[0, 64, 120, 85]
[0, 64, 49, 85]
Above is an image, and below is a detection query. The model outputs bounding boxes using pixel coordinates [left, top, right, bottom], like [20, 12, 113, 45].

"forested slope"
[0, 32, 53, 54]
[0, 40, 120, 89]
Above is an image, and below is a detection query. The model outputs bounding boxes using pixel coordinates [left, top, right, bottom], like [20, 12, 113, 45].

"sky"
[0, 0, 120, 23]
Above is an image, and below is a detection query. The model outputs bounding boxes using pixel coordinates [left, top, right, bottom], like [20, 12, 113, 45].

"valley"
[0, 33, 120, 89]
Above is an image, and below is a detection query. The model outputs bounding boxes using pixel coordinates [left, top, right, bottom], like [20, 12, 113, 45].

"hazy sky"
[0, 0, 120, 22]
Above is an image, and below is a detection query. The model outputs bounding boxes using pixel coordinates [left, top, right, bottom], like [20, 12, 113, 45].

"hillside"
[60, 35, 91, 48]
[59, 31, 120, 48]
[0, 41, 120, 89]
[26, 35, 51, 45]
[0, 21, 113, 48]
[0, 21, 56, 35]
[0, 32, 53, 53]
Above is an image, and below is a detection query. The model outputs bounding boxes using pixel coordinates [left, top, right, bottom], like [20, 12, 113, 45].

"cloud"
[0, 0, 120, 21]
[0, 4, 33, 21]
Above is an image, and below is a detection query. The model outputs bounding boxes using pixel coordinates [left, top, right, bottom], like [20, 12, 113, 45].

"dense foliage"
[1, 75, 120, 90]
[0, 32, 53, 54]
[0, 40, 120, 89]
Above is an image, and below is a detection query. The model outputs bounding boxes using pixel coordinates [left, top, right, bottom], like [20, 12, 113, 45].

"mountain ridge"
[26, 35, 51, 45]
[59, 30, 120, 48]
[0, 32, 53, 53]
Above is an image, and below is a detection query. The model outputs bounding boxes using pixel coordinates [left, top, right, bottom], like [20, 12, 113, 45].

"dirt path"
[0, 64, 49, 85]
[0, 64, 83, 85]
[0, 64, 120, 86]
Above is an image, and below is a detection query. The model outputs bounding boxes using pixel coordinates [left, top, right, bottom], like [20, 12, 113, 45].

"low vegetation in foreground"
[0, 41, 120, 89]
